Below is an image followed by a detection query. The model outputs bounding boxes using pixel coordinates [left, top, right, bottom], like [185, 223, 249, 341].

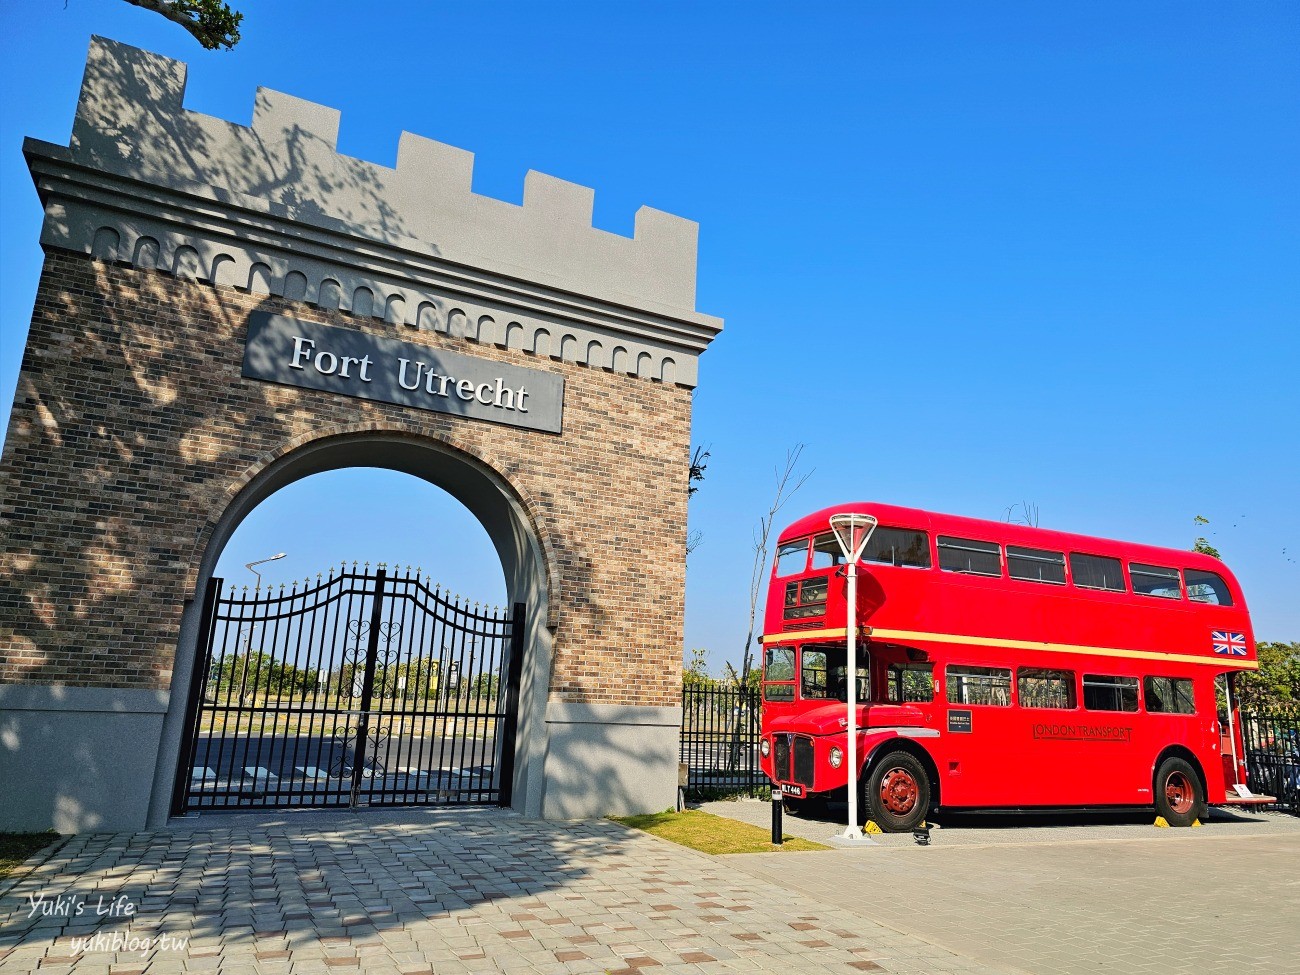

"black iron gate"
[173, 564, 524, 813]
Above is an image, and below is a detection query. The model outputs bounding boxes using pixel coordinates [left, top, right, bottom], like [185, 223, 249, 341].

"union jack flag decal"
[1212, 631, 1248, 656]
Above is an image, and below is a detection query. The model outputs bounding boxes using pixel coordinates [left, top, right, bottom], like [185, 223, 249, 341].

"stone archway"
[0, 37, 721, 832]
[150, 428, 558, 823]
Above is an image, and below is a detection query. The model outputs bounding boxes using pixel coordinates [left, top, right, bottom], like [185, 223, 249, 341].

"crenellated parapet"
[25, 37, 721, 386]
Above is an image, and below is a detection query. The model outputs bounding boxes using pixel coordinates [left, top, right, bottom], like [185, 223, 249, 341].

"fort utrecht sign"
[245, 313, 565, 433]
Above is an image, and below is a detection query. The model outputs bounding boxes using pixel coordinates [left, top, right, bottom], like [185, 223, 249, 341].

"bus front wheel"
[1153, 756, 1205, 827]
[864, 750, 930, 832]
[782, 794, 826, 818]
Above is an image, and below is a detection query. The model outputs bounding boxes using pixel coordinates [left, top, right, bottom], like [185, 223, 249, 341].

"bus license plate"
[780, 784, 804, 798]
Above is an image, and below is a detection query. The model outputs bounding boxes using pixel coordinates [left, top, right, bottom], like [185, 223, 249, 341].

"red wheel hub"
[1164, 771, 1194, 815]
[879, 767, 919, 815]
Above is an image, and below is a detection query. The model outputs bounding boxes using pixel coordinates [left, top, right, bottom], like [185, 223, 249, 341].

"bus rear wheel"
[864, 750, 930, 832]
[1154, 757, 1204, 827]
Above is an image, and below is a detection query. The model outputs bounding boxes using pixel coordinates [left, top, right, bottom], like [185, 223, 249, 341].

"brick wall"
[0, 250, 690, 706]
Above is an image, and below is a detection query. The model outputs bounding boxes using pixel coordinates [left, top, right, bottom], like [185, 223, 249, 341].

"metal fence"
[680, 685, 765, 796]
[677, 690, 1299, 814]
[1241, 709, 1300, 813]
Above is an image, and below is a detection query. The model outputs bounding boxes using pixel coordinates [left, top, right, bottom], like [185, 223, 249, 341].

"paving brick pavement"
[0, 809, 1004, 975]
[715, 805, 1300, 975]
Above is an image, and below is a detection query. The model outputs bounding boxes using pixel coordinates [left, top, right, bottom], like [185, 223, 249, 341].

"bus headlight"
[829, 746, 843, 769]
[760, 738, 770, 757]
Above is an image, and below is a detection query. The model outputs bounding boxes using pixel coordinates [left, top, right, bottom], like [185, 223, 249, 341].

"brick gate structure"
[0, 38, 721, 832]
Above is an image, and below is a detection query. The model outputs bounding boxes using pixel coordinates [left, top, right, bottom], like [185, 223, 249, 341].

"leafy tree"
[683, 647, 719, 690]
[1237, 641, 1300, 710]
[1192, 514, 1221, 559]
[122, 0, 243, 50]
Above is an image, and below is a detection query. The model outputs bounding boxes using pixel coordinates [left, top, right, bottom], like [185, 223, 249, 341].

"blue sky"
[1, 2, 1296, 668]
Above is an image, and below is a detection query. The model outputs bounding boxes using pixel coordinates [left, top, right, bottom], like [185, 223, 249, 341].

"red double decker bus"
[758, 502, 1269, 830]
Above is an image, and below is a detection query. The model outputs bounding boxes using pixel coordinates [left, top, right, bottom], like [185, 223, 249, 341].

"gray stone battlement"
[52, 37, 710, 319]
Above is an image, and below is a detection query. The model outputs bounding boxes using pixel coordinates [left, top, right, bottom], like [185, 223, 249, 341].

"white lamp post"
[829, 512, 877, 843]
[245, 552, 286, 590]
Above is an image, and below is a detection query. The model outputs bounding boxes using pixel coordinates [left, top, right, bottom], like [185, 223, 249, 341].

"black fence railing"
[680, 685, 764, 796]
[1241, 709, 1300, 813]
[678, 691, 1299, 814]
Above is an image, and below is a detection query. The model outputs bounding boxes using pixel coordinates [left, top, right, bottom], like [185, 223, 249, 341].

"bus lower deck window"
[1083, 674, 1139, 712]
[1018, 668, 1076, 709]
[888, 664, 934, 703]
[947, 665, 1012, 706]
[1144, 676, 1195, 714]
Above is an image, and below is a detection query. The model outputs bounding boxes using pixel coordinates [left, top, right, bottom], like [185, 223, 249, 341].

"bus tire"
[864, 750, 930, 832]
[1153, 756, 1204, 827]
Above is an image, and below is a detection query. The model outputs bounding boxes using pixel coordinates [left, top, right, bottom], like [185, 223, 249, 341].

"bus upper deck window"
[810, 533, 847, 570]
[1007, 545, 1066, 584]
[1185, 569, 1234, 606]
[863, 527, 932, 568]
[775, 540, 809, 577]
[938, 536, 1002, 576]
[1070, 553, 1126, 592]
[1130, 563, 1182, 599]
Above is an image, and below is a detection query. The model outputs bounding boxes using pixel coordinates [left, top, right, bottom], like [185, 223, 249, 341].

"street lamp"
[245, 552, 286, 590]
[829, 512, 877, 844]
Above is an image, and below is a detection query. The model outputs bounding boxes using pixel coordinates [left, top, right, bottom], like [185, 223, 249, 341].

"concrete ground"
[1, 804, 1296, 975]
[0, 808, 999, 975]
[703, 799, 1300, 975]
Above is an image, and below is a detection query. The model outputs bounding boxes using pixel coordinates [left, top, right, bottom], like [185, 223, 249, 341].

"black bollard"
[771, 793, 784, 845]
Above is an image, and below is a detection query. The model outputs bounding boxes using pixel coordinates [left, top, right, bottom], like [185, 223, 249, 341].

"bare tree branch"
[738, 444, 812, 687]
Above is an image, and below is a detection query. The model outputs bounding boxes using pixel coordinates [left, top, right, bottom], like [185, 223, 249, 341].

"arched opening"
[212, 469, 507, 607]
[147, 432, 555, 824]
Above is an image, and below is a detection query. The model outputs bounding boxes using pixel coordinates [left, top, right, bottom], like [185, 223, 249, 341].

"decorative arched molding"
[132, 236, 159, 269]
[416, 300, 439, 332]
[171, 245, 201, 280]
[91, 226, 120, 260]
[210, 254, 240, 288]
[248, 262, 273, 294]
[318, 278, 342, 310]
[284, 270, 309, 301]
[352, 286, 375, 318]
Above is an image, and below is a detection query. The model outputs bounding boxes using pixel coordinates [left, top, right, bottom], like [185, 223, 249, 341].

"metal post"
[828, 513, 877, 846]
[771, 792, 784, 844]
[844, 557, 860, 840]
[171, 576, 223, 816]
[349, 568, 387, 808]
[496, 602, 526, 808]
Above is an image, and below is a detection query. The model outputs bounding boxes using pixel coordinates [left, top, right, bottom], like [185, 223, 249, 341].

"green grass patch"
[0, 832, 61, 879]
[612, 809, 829, 854]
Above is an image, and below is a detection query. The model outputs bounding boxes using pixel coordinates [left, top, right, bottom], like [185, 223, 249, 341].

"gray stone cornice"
[24, 36, 723, 386]
[28, 142, 722, 357]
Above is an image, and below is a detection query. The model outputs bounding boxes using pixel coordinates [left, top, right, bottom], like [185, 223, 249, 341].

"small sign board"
[948, 709, 973, 734]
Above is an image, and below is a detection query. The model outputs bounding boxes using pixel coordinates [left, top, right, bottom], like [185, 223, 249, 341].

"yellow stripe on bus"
[762, 626, 1258, 670]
